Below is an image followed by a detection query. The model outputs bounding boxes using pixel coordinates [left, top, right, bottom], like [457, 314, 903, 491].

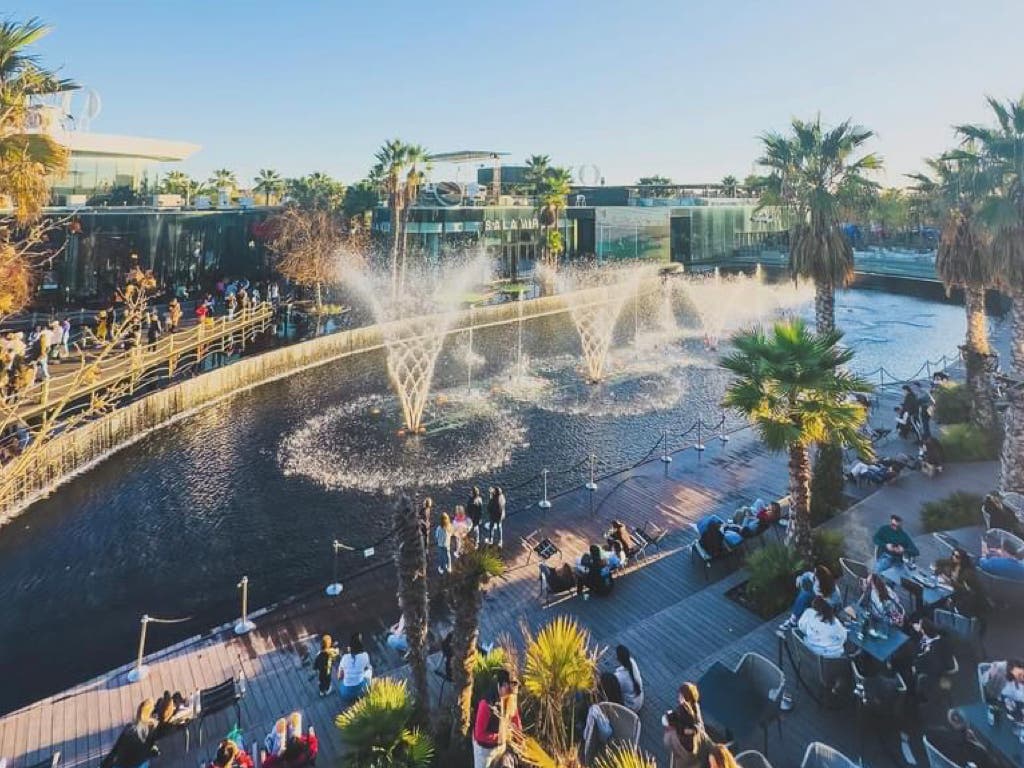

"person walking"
[146, 310, 162, 350]
[435, 512, 454, 574]
[313, 634, 340, 696]
[467, 486, 484, 546]
[486, 487, 506, 547]
[473, 670, 521, 768]
[167, 298, 182, 332]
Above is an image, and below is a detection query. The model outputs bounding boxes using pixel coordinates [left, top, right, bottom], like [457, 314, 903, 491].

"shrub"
[812, 529, 846, 575]
[941, 423, 1000, 461]
[811, 443, 846, 524]
[933, 383, 971, 425]
[745, 542, 805, 618]
[921, 491, 984, 532]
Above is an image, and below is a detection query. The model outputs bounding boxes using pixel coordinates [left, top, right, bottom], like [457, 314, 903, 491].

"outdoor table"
[697, 661, 776, 750]
[845, 618, 910, 664]
[880, 564, 953, 611]
[957, 702, 1024, 767]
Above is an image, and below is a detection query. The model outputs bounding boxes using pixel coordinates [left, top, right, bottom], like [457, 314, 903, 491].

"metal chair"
[922, 734, 960, 768]
[977, 661, 996, 703]
[194, 675, 245, 747]
[933, 608, 985, 658]
[734, 751, 774, 768]
[582, 701, 640, 765]
[734, 652, 785, 754]
[800, 742, 860, 768]
[784, 628, 853, 708]
[839, 557, 869, 603]
[932, 531, 962, 553]
[21, 754, 60, 768]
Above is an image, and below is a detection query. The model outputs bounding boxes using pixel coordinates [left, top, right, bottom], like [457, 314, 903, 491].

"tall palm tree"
[524, 154, 551, 193]
[0, 17, 76, 223]
[253, 168, 283, 206]
[537, 168, 572, 270]
[398, 145, 429, 294]
[721, 319, 872, 561]
[954, 94, 1024, 492]
[448, 540, 505, 742]
[209, 168, 238, 192]
[908, 155, 998, 432]
[721, 174, 739, 197]
[393, 495, 430, 718]
[520, 617, 597, 757]
[374, 139, 411, 297]
[334, 678, 434, 768]
[757, 116, 882, 334]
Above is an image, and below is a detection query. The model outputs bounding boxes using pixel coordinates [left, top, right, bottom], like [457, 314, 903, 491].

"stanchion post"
[127, 614, 151, 682]
[538, 468, 552, 509]
[695, 417, 706, 452]
[326, 540, 345, 596]
[660, 428, 672, 463]
[585, 453, 598, 491]
[719, 413, 730, 443]
[234, 576, 256, 635]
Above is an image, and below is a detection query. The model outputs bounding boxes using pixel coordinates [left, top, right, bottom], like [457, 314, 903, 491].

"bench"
[690, 522, 744, 581]
[538, 564, 577, 606]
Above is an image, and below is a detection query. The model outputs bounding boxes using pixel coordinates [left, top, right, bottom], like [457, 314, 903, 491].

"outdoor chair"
[734, 751, 774, 768]
[981, 506, 991, 530]
[538, 563, 576, 606]
[932, 532, 961, 553]
[630, 523, 667, 562]
[784, 628, 853, 708]
[19, 753, 60, 768]
[581, 701, 640, 765]
[521, 529, 561, 564]
[933, 609, 985, 659]
[851, 656, 907, 762]
[977, 661, 1001, 703]
[922, 734, 961, 768]
[733, 652, 785, 753]
[194, 675, 245, 748]
[978, 529, 1024, 607]
[799, 742, 860, 768]
[690, 520, 744, 581]
[838, 557, 869, 604]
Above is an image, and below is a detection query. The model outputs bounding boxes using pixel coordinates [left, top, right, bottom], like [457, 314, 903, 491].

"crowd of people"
[423, 486, 508, 575]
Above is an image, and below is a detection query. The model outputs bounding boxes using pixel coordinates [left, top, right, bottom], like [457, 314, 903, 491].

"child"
[313, 634, 340, 696]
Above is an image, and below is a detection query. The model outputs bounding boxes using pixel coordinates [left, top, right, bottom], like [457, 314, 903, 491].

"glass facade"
[594, 207, 670, 262]
[49, 155, 161, 200]
[671, 205, 784, 263]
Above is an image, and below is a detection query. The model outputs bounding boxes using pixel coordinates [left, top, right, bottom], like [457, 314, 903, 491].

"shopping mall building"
[13, 105, 274, 306]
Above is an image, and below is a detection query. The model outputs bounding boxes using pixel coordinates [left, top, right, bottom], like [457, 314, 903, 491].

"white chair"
[582, 702, 640, 765]
[922, 735, 960, 768]
[735, 750, 774, 768]
[800, 742, 860, 768]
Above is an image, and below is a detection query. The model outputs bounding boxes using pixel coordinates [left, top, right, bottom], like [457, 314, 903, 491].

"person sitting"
[995, 658, 1024, 721]
[576, 545, 615, 597]
[920, 436, 945, 476]
[152, 690, 192, 739]
[210, 739, 254, 768]
[933, 547, 987, 617]
[662, 701, 713, 768]
[540, 562, 578, 596]
[922, 721, 1000, 768]
[708, 744, 741, 768]
[262, 714, 318, 768]
[613, 644, 644, 711]
[984, 492, 1024, 537]
[904, 617, 954, 701]
[101, 699, 160, 768]
[894, 406, 914, 440]
[797, 596, 848, 658]
[780, 565, 842, 631]
[605, 520, 635, 558]
[859, 573, 906, 627]
[873, 515, 920, 573]
[473, 670, 522, 768]
[979, 538, 1024, 582]
[338, 633, 372, 703]
[696, 514, 742, 558]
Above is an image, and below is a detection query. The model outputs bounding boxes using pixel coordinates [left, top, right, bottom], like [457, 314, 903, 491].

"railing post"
[40, 377, 50, 407]
[240, 309, 246, 351]
[167, 331, 176, 377]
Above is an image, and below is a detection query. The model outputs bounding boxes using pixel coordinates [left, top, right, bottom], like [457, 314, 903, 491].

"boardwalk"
[0, 416, 1013, 768]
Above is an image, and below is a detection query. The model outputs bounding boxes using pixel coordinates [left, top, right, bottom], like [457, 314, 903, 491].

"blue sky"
[17, 0, 1024, 188]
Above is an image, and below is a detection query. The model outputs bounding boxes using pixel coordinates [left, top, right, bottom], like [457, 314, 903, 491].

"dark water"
[0, 288, 966, 714]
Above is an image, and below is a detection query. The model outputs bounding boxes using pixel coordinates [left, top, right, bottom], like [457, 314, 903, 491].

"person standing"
[486, 487, 505, 547]
[418, 497, 433, 552]
[435, 512, 454, 575]
[167, 298, 182, 332]
[96, 310, 110, 342]
[33, 324, 51, 380]
[338, 633, 372, 703]
[146, 310, 163, 350]
[467, 486, 484, 545]
[313, 634, 340, 696]
[473, 670, 521, 768]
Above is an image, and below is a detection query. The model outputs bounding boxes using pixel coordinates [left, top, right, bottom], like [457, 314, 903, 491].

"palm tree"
[398, 145, 429, 294]
[954, 94, 1024, 492]
[537, 168, 572, 270]
[448, 540, 505, 742]
[253, 168, 283, 206]
[0, 17, 76, 223]
[908, 155, 998, 432]
[721, 319, 872, 561]
[521, 617, 597, 757]
[374, 139, 411, 297]
[524, 154, 551, 193]
[209, 168, 238, 192]
[335, 678, 434, 768]
[721, 175, 739, 197]
[757, 116, 882, 334]
[160, 170, 190, 196]
[393, 494, 430, 718]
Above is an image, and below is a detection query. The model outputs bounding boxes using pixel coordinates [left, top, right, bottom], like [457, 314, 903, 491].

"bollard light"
[234, 576, 256, 635]
[538, 468, 552, 509]
[585, 453, 598, 491]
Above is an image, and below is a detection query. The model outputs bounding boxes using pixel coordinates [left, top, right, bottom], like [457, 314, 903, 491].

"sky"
[16, 0, 1024, 189]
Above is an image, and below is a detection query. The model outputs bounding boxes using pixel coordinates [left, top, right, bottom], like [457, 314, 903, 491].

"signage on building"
[484, 217, 540, 232]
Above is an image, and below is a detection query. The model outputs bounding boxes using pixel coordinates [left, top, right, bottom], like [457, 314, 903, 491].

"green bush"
[941, 423, 1000, 461]
[811, 529, 846, 575]
[921, 491, 984, 532]
[745, 543, 805, 618]
[933, 383, 971, 425]
[811, 443, 846, 524]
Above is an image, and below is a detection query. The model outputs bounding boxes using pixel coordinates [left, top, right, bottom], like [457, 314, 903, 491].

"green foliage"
[286, 172, 347, 211]
[745, 543, 805, 618]
[933, 383, 972, 424]
[810, 443, 846, 523]
[471, 647, 508, 705]
[811, 529, 846, 575]
[335, 678, 434, 768]
[941, 423, 1000, 461]
[921, 491, 984, 533]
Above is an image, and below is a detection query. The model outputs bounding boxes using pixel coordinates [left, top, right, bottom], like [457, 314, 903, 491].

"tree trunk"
[449, 562, 484, 742]
[1000, 290, 1024, 494]
[1010, 288, 1024, 377]
[314, 282, 322, 311]
[788, 443, 814, 563]
[964, 285, 991, 355]
[390, 196, 402, 299]
[814, 281, 835, 336]
[394, 495, 431, 718]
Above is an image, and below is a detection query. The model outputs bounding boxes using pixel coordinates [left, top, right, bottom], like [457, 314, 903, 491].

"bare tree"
[266, 207, 344, 310]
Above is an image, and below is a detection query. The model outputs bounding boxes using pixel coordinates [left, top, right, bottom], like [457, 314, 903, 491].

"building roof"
[427, 150, 509, 163]
[56, 131, 201, 162]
